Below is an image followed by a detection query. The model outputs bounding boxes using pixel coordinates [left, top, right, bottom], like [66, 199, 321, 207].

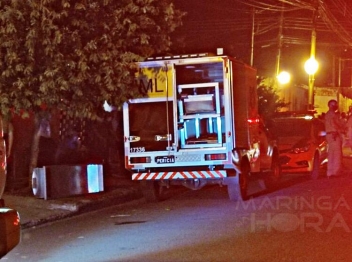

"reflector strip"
[132, 170, 227, 180]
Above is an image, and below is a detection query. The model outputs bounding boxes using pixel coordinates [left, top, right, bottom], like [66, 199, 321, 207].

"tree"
[257, 76, 289, 120]
[0, 0, 185, 118]
[0, 0, 185, 184]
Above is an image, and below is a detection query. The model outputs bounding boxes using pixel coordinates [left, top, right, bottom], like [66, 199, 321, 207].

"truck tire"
[310, 152, 320, 180]
[264, 155, 281, 190]
[227, 163, 249, 201]
[139, 180, 164, 202]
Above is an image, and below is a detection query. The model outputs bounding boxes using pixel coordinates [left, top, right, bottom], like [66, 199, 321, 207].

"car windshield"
[269, 118, 313, 138]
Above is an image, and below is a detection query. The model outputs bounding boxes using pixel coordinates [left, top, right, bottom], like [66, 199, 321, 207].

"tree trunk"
[28, 112, 52, 186]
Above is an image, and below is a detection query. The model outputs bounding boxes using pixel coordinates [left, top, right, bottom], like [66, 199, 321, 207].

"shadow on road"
[150, 158, 352, 202]
[244, 167, 328, 200]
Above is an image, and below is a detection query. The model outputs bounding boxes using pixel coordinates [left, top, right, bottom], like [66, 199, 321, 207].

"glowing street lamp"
[277, 71, 291, 85]
[304, 57, 319, 75]
[305, 28, 318, 111]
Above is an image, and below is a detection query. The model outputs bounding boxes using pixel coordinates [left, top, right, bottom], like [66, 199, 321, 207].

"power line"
[174, 0, 352, 62]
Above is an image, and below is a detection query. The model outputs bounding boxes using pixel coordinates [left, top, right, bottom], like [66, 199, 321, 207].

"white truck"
[123, 53, 280, 202]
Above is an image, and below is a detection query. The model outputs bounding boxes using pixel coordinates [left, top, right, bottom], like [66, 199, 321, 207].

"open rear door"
[127, 100, 175, 152]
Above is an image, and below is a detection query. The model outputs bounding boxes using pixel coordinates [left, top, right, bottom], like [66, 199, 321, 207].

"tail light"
[130, 157, 151, 164]
[205, 154, 226, 161]
[247, 118, 260, 124]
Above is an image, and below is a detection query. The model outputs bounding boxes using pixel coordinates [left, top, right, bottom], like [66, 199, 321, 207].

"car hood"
[277, 136, 310, 153]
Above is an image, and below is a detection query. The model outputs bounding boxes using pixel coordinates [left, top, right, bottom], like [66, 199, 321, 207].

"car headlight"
[289, 144, 310, 154]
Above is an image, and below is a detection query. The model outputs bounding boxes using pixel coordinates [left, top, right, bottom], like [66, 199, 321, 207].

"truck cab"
[123, 54, 280, 201]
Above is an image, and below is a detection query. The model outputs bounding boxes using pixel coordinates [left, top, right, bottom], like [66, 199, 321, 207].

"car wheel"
[139, 180, 164, 202]
[265, 154, 281, 190]
[227, 162, 249, 201]
[311, 152, 320, 180]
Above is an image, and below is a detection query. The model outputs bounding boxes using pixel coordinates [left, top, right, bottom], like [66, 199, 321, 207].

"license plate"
[155, 155, 175, 164]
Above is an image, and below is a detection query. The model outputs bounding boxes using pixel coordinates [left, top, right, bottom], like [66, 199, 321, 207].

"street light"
[305, 28, 318, 111]
[277, 71, 291, 85]
[304, 58, 319, 75]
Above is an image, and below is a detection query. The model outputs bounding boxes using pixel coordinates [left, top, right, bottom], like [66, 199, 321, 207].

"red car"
[267, 112, 328, 179]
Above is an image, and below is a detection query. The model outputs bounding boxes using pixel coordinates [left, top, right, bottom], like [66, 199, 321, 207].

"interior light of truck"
[130, 157, 151, 164]
[205, 154, 226, 161]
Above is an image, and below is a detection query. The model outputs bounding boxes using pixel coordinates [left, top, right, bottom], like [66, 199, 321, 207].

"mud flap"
[223, 175, 242, 201]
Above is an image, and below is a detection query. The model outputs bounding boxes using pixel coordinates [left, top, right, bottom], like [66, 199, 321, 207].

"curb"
[21, 187, 143, 229]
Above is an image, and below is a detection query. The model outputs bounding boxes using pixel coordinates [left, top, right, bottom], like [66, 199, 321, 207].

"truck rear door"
[126, 99, 175, 153]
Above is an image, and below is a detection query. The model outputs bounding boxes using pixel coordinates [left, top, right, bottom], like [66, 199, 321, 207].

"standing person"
[346, 106, 352, 155]
[325, 99, 345, 178]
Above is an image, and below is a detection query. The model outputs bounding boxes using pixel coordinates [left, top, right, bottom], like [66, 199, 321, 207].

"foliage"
[257, 76, 289, 120]
[0, 0, 185, 119]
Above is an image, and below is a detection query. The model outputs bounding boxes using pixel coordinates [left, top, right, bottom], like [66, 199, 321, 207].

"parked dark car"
[266, 112, 328, 179]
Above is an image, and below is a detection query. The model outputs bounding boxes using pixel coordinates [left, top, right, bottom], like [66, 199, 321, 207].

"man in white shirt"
[324, 99, 345, 178]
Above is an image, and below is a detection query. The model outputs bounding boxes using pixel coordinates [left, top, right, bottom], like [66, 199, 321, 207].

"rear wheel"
[227, 162, 249, 201]
[311, 152, 320, 180]
[139, 180, 164, 202]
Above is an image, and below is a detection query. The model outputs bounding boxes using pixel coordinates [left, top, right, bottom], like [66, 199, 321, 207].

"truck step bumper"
[132, 170, 227, 180]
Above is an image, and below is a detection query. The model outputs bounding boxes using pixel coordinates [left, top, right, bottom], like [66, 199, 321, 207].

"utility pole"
[275, 9, 284, 77]
[307, 28, 317, 110]
[306, 3, 319, 111]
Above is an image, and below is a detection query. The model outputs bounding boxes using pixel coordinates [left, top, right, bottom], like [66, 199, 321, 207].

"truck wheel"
[227, 163, 249, 201]
[264, 155, 281, 190]
[139, 180, 164, 202]
[310, 152, 320, 180]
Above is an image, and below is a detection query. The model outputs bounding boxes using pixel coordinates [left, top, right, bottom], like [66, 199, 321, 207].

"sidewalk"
[3, 174, 143, 229]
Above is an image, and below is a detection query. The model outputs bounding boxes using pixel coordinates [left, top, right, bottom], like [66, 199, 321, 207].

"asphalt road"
[3, 169, 352, 262]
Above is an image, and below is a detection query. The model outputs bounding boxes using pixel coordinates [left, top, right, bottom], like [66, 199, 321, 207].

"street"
[3, 169, 352, 262]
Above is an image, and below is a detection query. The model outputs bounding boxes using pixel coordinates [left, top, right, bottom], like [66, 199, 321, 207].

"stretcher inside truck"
[123, 54, 280, 202]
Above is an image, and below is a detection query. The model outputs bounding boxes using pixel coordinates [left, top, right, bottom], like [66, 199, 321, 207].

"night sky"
[172, 0, 352, 87]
